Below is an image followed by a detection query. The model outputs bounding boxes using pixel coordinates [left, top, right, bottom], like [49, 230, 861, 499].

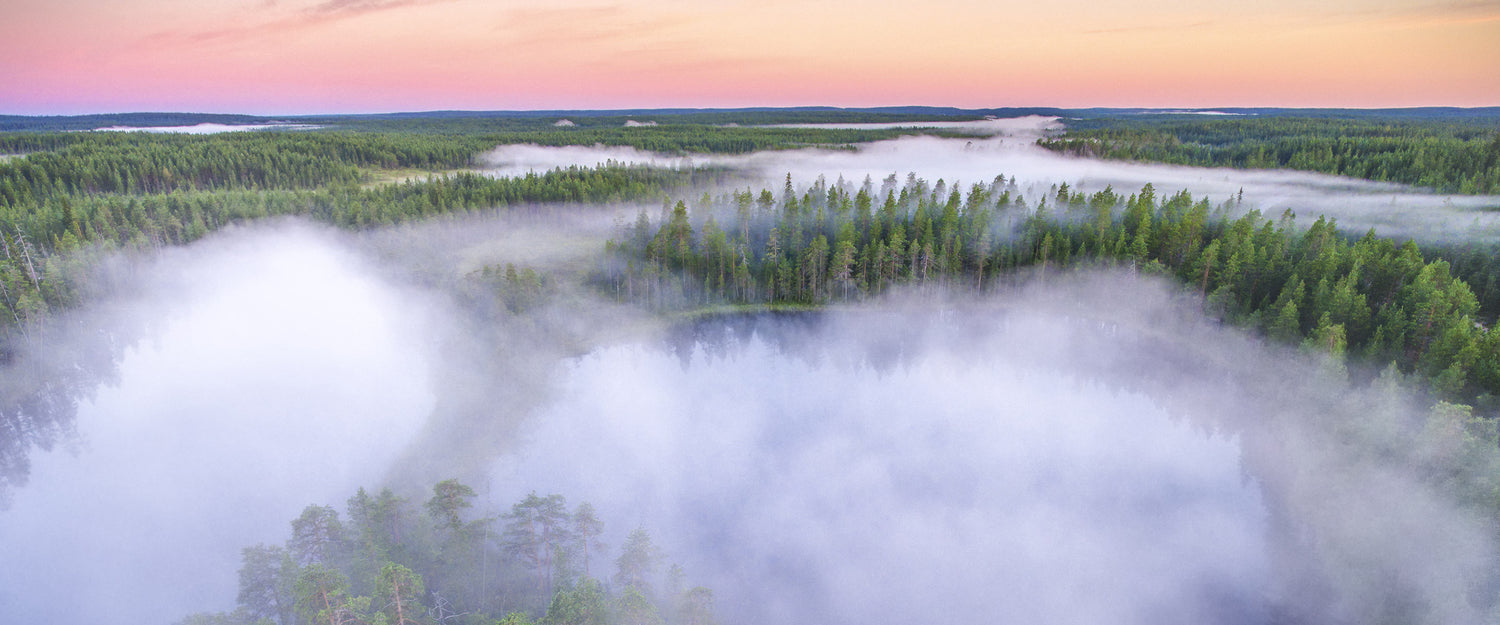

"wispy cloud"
[489, 3, 780, 74]
[307, 0, 452, 17]
[1073, 1, 1499, 39]
[144, 0, 460, 48]
[1302, 0, 1500, 29]
[1398, 0, 1500, 25]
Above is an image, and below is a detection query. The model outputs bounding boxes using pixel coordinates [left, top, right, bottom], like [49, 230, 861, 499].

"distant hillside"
[0, 112, 287, 132]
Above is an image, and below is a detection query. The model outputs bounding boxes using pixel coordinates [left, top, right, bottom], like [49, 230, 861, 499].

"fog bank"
[0, 224, 438, 625]
[2, 120, 1498, 625]
[485, 275, 1498, 625]
[480, 117, 1500, 242]
[93, 123, 323, 134]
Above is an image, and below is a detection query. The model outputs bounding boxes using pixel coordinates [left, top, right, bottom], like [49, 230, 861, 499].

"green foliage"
[497, 612, 537, 625]
[613, 588, 662, 625]
[346, 487, 421, 593]
[293, 563, 352, 625]
[1416, 401, 1500, 506]
[290, 505, 347, 568]
[172, 608, 263, 625]
[0, 163, 715, 366]
[1039, 117, 1500, 194]
[0, 122, 920, 199]
[502, 492, 574, 597]
[571, 503, 605, 579]
[473, 264, 553, 315]
[542, 578, 611, 625]
[375, 562, 427, 625]
[426, 479, 478, 531]
[613, 529, 661, 598]
[237, 544, 298, 625]
[606, 178, 1500, 409]
[0, 159, 719, 502]
[0, 130, 499, 203]
[198, 481, 709, 625]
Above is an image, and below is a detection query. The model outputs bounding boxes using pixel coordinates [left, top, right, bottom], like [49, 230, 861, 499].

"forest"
[2, 109, 1500, 625]
[602, 176, 1500, 411]
[0, 122, 930, 190]
[0, 115, 979, 352]
[175, 480, 713, 625]
[1039, 116, 1500, 194]
[0, 164, 726, 338]
[0, 108, 1040, 133]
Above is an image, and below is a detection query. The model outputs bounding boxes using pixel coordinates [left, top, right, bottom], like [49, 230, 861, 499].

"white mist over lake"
[481, 116, 1500, 242]
[0, 226, 436, 625]
[92, 123, 322, 134]
[489, 304, 1271, 625]
[2, 116, 1498, 625]
[757, 117, 1047, 133]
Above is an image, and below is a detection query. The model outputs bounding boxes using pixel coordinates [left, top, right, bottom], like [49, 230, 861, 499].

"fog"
[4, 217, 1495, 625]
[492, 297, 1271, 625]
[484, 278, 1497, 625]
[757, 118, 1041, 133]
[93, 123, 323, 134]
[2, 121, 1499, 625]
[482, 117, 1500, 242]
[0, 225, 437, 625]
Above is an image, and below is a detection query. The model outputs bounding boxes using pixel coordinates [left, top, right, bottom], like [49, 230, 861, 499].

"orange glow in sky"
[2, 0, 1497, 114]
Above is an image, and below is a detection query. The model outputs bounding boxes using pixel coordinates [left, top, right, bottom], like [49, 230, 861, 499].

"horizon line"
[5, 104, 1500, 119]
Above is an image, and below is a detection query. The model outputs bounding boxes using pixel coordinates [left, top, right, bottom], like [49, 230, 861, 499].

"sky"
[1, 0, 1497, 114]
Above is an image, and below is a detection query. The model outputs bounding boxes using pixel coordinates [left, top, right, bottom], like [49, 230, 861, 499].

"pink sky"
[2, 0, 1497, 115]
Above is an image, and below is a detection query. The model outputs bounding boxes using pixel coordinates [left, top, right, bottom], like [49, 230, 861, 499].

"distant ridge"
[0, 112, 286, 132]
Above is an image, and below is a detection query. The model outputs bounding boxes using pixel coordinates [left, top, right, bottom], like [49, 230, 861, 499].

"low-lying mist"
[0, 224, 440, 625]
[3, 128, 1499, 625]
[0, 209, 670, 625]
[481, 116, 1500, 243]
[482, 277, 1498, 625]
[495, 304, 1267, 625]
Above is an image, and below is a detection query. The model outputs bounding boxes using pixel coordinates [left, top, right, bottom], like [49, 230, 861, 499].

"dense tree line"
[0, 125, 926, 199]
[0, 112, 289, 133]
[0, 126, 927, 336]
[0, 165, 719, 334]
[0, 131, 496, 198]
[1038, 117, 1500, 193]
[604, 175, 1500, 410]
[1427, 242, 1500, 324]
[0, 120, 944, 345]
[175, 481, 714, 625]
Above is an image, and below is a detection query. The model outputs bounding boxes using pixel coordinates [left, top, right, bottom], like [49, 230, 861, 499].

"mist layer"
[0, 225, 437, 625]
[480, 117, 1500, 242]
[476, 273, 1500, 625]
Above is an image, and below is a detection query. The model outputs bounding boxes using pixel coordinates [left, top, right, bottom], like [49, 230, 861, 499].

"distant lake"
[756, 117, 1061, 134]
[91, 122, 322, 134]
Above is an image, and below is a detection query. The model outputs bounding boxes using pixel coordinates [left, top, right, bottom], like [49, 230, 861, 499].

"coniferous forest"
[176, 481, 710, 625]
[2, 108, 1500, 625]
[604, 176, 1500, 409]
[1039, 116, 1500, 194]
